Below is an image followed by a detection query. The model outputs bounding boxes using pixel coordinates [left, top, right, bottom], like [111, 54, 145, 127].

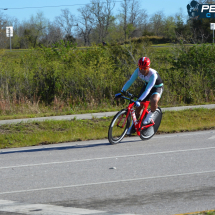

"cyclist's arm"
[122, 69, 138, 91]
[139, 73, 157, 101]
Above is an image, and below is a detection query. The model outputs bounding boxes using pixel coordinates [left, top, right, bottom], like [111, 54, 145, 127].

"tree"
[90, 0, 115, 43]
[119, 0, 130, 41]
[190, 18, 212, 43]
[119, 0, 147, 40]
[175, 20, 192, 43]
[163, 16, 176, 40]
[29, 12, 48, 47]
[77, 5, 94, 46]
[129, 0, 147, 28]
[40, 22, 64, 47]
[55, 9, 77, 42]
[150, 11, 165, 36]
[15, 12, 48, 48]
[106, 19, 124, 43]
[0, 12, 8, 48]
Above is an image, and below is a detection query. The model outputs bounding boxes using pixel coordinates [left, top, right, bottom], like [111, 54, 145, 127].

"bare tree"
[55, 9, 76, 40]
[120, 0, 130, 41]
[119, 0, 147, 40]
[129, 0, 147, 28]
[90, 0, 115, 43]
[0, 12, 8, 48]
[40, 22, 64, 47]
[198, 28, 210, 43]
[77, 5, 94, 46]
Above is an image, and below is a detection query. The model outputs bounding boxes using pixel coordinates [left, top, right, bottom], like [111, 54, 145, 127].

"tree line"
[1, 0, 215, 48]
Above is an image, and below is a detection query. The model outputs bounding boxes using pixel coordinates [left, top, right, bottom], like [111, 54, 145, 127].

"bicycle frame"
[116, 97, 155, 136]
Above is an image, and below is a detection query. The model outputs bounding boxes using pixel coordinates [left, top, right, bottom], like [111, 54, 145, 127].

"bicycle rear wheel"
[108, 109, 131, 144]
[140, 107, 162, 141]
[153, 107, 162, 134]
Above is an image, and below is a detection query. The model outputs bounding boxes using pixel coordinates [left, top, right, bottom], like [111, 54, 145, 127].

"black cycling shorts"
[138, 85, 164, 101]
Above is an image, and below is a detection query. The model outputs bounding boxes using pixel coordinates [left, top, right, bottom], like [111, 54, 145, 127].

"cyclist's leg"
[144, 86, 163, 124]
[150, 94, 160, 112]
[150, 85, 163, 111]
[143, 95, 158, 124]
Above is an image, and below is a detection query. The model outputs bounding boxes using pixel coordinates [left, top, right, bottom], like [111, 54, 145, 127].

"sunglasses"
[139, 66, 149, 70]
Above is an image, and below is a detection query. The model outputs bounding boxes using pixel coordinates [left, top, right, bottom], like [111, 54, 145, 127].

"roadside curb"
[0, 104, 215, 126]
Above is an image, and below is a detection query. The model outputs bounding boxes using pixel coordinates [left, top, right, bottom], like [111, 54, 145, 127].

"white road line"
[0, 199, 134, 215]
[1, 169, 215, 195]
[1, 146, 215, 170]
[208, 135, 215, 139]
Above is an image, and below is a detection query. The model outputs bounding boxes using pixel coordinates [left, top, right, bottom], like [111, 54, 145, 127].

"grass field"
[0, 108, 215, 149]
[181, 210, 215, 215]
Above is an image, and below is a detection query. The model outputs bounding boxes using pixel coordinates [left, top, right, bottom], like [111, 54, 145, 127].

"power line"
[1, 1, 122, 10]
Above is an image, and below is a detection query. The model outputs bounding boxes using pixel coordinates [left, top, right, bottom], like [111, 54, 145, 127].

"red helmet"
[138, 57, 150, 68]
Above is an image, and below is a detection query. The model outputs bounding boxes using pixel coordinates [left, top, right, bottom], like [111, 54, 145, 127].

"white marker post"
[6, 26, 13, 51]
[210, 23, 215, 44]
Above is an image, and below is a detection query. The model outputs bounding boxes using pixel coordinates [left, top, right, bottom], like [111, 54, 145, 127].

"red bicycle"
[108, 91, 162, 144]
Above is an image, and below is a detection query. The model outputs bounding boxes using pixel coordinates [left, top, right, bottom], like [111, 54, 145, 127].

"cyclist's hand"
[121, 90, 126, 95]
[135, 100, 141, 107]
[121, 90, 132, 97]
[115, 93, 122, 99]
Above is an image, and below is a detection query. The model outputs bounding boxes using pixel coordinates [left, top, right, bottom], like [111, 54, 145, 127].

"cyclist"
[116, 57, 164, 135]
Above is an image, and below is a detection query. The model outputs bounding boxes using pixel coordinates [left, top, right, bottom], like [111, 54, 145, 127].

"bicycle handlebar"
[115, 91, 138, 103]
[121, 96, 136, 103]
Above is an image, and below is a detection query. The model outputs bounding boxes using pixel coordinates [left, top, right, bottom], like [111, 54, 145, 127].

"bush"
[0, 42, 214, 113]
[163, 44, 215, 104]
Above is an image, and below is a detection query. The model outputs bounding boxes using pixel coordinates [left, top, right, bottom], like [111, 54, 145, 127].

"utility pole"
[210, 23, 215, 44]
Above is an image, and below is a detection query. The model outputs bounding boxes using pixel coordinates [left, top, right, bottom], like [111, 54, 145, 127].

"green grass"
[0, 108, 215, 149]
[159, 108, 215, 133]
[182, 210, 215, 215]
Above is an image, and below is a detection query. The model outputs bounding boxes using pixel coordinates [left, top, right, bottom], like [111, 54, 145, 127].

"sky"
[0, 0, 191, 23]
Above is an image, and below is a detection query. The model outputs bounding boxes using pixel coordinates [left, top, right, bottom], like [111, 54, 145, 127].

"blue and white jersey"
[122, 68, 163, 101]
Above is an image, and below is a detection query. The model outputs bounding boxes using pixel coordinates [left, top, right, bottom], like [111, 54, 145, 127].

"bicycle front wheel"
[108, 109, 131, 144]
[140, 107, 162, 141]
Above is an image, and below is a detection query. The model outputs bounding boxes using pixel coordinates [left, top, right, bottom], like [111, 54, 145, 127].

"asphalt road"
[0, 130, 215, 215]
